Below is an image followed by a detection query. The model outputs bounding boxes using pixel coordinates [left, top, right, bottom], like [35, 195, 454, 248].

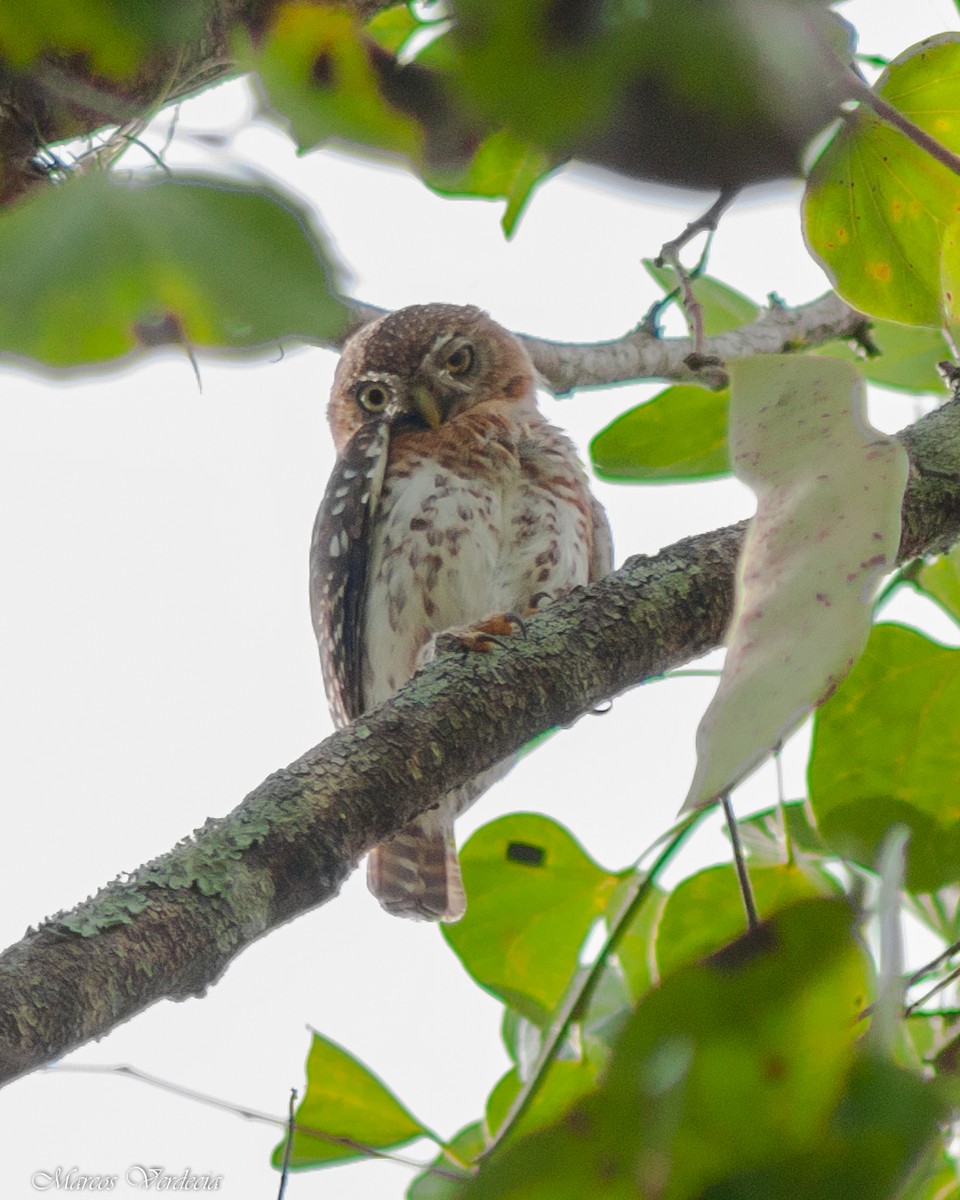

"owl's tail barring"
[366, 809, 466, 923]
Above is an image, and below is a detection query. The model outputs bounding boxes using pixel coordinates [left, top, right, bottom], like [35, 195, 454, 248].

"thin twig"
[722, 793, 759, 931]
[277, 1089, 296, 1200]
[655, 188, 738, 356]
[478, 807, 708, 1162]
[908, 937, 960, 988]
[48, 1063, 462, 1179]
[906, 964, 960, 1017]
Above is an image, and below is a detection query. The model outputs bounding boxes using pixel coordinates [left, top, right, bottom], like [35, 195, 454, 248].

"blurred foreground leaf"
[463, 900, 930, 1200]
[0, 172, 346, 366]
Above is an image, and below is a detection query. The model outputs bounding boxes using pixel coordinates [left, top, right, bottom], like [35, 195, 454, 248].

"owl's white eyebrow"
[355, 370, 396, 386]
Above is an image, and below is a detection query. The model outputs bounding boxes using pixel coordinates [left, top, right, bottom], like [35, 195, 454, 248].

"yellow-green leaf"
[442, 815, 619, 1024]
[917, 544, 960, 623]
[655, 863, 835, 977]
[590, 385, 730, 483]
[272, 1032, 429, 1170]
[252, 4, 422, 158]
[804, 34, 960, 327]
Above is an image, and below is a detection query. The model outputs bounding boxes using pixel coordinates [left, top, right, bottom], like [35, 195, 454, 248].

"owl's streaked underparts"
[310, 303, 612, 922]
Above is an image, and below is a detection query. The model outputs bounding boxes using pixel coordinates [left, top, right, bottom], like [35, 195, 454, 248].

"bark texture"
[0, 395, 957, 1089]
[346, 291, 870, 393]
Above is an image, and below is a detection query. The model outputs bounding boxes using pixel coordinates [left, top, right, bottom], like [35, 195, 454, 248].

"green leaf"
[942, 217, 960, 350]
[804, 34, 960, 327]
[0, 172, 346, 366]
[272, 1032, 430, 1171]
[364, 6, 423, 56]
[655, 863, 833, 978]
[590, 386, 731, 483]
[816, 320, 950, 394]
[463, 900, 891, 1200]
[606, 880, 667, 1002]
[916, 545, 960, 622]
[0, 0, 204, 77]
[643, 261, 761, 335]
[252, 4, 422, 158]
[485, 1060, 598, 1144]
[683, 356, 908, 811]
[735, 801, 829, 865]
[407, 1123, 484, 1200]
[810, 623, 960, 893]
[442, 815, 619, 1023]
[705, 1055, 945, 1200]
[427, 129, 554, 237]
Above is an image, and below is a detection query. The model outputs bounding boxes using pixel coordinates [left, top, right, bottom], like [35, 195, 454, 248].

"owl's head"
[327, 304, 537, 452]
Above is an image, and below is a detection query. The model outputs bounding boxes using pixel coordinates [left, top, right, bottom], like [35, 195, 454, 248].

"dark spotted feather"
[309, 420, 390, 727]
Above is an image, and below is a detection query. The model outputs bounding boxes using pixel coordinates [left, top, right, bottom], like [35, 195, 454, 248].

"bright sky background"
[1, 3, 958, 1197]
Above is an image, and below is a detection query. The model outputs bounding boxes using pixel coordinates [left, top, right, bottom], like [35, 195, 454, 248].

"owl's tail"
[366, 810, 466, 923]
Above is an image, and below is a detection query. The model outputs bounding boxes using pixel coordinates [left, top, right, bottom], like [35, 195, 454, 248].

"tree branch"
[346, 290, 870, 393]
[0, 394, 957, 1090]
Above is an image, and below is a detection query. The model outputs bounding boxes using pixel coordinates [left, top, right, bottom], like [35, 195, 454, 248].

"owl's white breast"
[361, 407, 595, 707]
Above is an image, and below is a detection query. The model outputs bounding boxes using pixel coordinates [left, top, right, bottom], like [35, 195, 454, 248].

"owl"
[310, 304, 612, 922]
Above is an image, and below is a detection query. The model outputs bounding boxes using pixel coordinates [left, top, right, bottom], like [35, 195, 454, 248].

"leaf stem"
[478, 807, 708, 1162]
[846, 71, 960, 179]
[722, 793, 759, 931]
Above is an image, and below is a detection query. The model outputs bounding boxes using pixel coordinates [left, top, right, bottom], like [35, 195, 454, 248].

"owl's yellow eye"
[357, 381, 391, 412]
[446, 343, 475, 376]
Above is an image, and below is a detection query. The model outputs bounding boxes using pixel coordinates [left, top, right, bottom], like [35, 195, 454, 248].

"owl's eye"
[356, 381, 391, 413]
[445, 343, 475, 376]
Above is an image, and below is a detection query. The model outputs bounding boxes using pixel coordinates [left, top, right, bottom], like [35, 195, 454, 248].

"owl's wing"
[588, 492, 614, 581]
[309, 421, 391, 727]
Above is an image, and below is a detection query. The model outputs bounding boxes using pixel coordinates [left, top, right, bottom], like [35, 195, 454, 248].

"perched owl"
[310, 304, 612, 922]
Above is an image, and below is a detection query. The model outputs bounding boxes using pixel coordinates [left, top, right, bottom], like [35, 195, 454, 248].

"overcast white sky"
[1, 3, 958, 1197]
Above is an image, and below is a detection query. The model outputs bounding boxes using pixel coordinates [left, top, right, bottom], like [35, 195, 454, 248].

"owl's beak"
[409, 382, 444, 430]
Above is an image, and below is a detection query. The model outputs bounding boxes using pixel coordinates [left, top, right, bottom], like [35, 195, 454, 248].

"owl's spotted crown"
[327, 303, 537, 453]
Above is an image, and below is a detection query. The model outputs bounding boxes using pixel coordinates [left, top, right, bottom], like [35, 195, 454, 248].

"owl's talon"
[440, 611, 527, 654]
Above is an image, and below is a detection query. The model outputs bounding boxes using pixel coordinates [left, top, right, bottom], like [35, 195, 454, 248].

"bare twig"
[277, 1089, 296, 1200]
[50, 1063, 463, 1179]
[345, 290, 868, 395]
[654, 188, 738, 356]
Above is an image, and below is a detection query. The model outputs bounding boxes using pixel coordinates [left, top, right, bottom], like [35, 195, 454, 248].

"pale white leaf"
[682, 355, 908, 811]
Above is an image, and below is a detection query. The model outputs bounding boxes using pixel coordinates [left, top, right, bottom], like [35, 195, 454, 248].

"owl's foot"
[437, 612, 527, 654]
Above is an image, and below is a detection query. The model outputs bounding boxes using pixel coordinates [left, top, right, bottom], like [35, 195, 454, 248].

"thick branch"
[0, 395, 957, 1089]
[346, 291, 870, 393]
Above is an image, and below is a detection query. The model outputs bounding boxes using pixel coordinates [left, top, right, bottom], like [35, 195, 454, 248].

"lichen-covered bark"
[0, 396, 957, 1089]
